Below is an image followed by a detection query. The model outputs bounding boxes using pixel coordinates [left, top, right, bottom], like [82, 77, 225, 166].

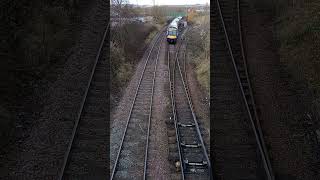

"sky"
[129, 0, 210, 5]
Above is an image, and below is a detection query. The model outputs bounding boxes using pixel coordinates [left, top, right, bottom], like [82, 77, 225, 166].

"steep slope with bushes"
[0, 0, 91, 148]
[274, 0, 320, 108]
[186, 14, 210, 94]
[110, 22, 163, 106]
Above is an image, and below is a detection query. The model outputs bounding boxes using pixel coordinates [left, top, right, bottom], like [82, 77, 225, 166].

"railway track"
[110, 30, 165, 180]
[57, 22, 109, 180]
[167, 33, 212, 179]
[212, 0, 274, 179]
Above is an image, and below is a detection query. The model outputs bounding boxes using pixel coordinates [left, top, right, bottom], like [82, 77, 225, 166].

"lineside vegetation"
[274, 0, 320, 98]
[255, 0, 320, 112]
[186, 13, 210, 95]
[0, 0, 84, 147]
[110, 3, 166, 105]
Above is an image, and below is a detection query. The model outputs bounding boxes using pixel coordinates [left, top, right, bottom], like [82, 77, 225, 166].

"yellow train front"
[167, 28, 178, 44]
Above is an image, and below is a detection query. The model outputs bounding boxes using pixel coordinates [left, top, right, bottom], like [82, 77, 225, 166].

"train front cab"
[167, 31, 178, 44]
[167, 36, 177, 44]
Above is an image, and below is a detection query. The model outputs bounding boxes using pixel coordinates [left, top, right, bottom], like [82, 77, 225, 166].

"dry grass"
[195, 57, 210, 92]
[0, 1, 79, 147]
[110, 23, 157, 99]
[186, 14, 210, 95]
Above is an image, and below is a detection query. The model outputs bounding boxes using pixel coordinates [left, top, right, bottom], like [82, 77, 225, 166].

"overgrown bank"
[110, 23, 162, 105]
[186, 14, 210, 95]
[274, 0, 320, 106]
[0, 0, 92, 148]
[243, 1, 320, 178]
[254, 0, 320, 110]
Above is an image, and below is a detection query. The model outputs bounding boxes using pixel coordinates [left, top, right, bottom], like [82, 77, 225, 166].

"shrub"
[0, 0, 79, 146]
[110, 23, 156, 98]
[275, 0, 320, 96]
[186, 14, 210, 94]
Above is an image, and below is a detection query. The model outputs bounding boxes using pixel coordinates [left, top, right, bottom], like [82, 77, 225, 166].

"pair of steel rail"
[110, 29, 165, 180]
[167, 32, 212, 179]
[58, 22, 109, 180]
[58, 2, 273, 178]
[216, 0, 275, 179]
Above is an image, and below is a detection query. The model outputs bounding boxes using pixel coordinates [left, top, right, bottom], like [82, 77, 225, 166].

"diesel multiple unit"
[166, 16, 182, 44]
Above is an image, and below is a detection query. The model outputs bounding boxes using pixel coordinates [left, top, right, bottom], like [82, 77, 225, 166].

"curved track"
[167, 34, 212, 179]
[212, 0, 274, 179]
[110, 30, 165, 180]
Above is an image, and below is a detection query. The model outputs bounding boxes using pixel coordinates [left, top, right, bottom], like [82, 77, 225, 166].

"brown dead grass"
[110, 23, 157, 100]
[186, 14, 210, 95]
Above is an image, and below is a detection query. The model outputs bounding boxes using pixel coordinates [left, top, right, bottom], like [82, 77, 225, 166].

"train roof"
[168, 17, 181, 29]
[169, 21, 178, 28]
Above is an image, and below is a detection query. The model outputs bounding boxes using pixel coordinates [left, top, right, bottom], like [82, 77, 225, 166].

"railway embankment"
[184, 14, 210, 149]
[185, 14, 210, 95]
[0, 0, 109, 178]
[272, 0, 320, 116]
[110, 22, 164, 109]
[0, 0, 89, 149]
[241, 0, 320, 179]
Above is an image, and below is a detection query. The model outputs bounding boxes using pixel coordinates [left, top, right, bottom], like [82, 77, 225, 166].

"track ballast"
[110, 30, 165, 180]
[167, 33, 212, 180]
[212, 0, 274, 179]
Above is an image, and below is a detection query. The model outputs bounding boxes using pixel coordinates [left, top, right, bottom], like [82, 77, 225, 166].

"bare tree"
[152, 5, 165, 23]
[111, 0, 134, 49]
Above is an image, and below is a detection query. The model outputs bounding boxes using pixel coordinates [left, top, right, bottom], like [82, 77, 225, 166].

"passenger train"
[166, 16, 183, 44]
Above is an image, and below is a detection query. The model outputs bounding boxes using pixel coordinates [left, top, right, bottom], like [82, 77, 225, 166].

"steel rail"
[179, 26, 190, 92]
[110, 29, 164, 180]
[237, 0, 274, 177]
[143, 36, 164, 180]
[175, 38, 213, 180]
[167, 42, 185, 180]
[58, 22, 110, 180]
[178, 26, 188, 84]
[183, 26, 191, 89]
[215, 0, 274, 179]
